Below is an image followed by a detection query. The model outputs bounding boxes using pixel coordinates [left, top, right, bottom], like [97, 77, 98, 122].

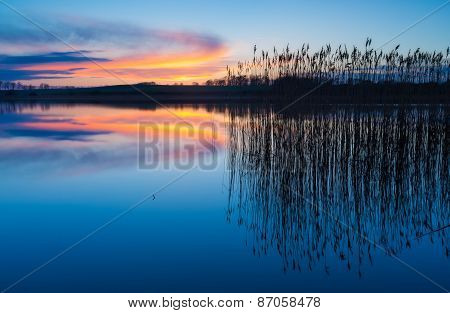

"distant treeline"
[214, 38, 450, 92]
[0, 81, 76, 91]
[0, 81, 50, 90]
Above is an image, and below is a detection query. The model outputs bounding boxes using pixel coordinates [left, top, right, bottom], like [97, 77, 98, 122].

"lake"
[0, 102, 448, 292]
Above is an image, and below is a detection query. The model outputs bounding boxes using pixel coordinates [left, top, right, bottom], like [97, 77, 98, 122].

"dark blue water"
[0, 102, 448, 292]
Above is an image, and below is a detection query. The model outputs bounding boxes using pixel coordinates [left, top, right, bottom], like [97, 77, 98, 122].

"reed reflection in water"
[226, 106, 448, 276]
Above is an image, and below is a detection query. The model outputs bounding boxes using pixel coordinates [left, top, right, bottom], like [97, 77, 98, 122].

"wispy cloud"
[0, 51, 107, 80]
[0, 18, 223, 53]
[0, 51, 109, 65]
[0, 17, 228, 84]
[0, 69, 76, 80]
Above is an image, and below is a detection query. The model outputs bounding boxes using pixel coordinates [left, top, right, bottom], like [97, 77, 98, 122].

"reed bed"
[223, 38, 450, 86]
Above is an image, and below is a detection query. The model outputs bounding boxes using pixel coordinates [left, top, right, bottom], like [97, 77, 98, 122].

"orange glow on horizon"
[16, 46, 229, 85]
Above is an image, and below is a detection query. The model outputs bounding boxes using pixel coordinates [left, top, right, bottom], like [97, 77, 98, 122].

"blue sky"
[1, 0, 449, 85]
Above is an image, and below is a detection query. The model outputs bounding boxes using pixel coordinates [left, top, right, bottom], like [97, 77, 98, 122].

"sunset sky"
[1, 0, 449, 86]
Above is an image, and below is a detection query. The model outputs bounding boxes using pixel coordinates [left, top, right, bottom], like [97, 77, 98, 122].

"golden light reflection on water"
[17, 106, 227, 145]
[0, 105, 228, 175]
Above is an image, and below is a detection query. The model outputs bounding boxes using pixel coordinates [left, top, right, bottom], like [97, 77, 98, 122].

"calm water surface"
[0, 102, 448, 292]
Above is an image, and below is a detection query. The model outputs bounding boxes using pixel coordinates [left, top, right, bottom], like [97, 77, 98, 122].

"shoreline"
[1, 84, 449, 104]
